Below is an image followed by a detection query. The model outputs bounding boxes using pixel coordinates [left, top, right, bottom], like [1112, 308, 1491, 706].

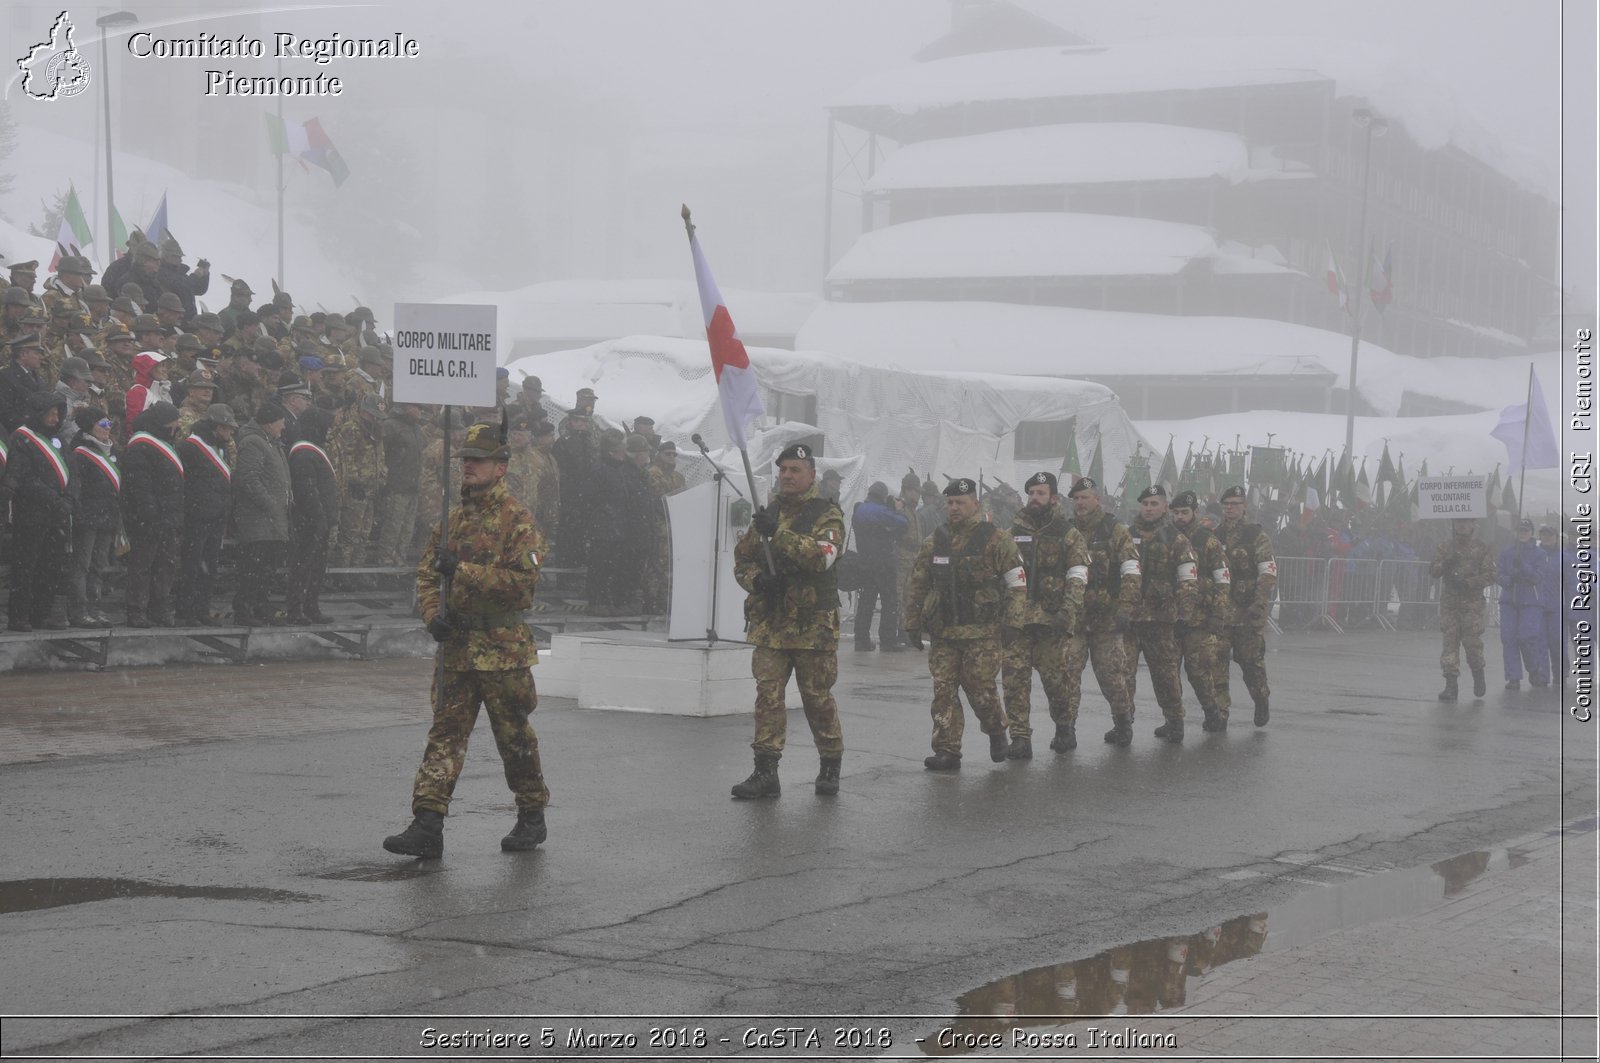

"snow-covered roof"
[833, 37, 1550, 198]
[796, 299, 1561, 418]
[434, 279, 817, 345]
[863, 123, 1255, 192]
[826, 213, 1216, 283]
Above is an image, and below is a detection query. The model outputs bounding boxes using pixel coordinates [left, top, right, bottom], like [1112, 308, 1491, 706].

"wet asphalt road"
[0, 629, 1591, 1058]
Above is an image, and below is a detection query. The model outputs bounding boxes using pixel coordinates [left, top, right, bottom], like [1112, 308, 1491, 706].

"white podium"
[665, 476, 753, 644]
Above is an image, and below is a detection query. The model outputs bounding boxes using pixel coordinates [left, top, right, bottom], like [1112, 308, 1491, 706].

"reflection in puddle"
[0, 877, 317, 914]
[927, 843, 1525, 1055]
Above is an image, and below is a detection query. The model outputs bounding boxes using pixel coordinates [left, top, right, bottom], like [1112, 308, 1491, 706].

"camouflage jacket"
[1071, 508, 1142, 630]
[531, 441, 560, 543]
[328, 414, 385, 496]
[906, 514, 1026, 641]
[1005, 502, 1087, 633]
[648, 464, 686, 500]
[733, 485, 844, 651]
[1218, 516, 1278, 624]
[1428, 534, 1496, 610]
[417, 477, 542, 670]
[1129, 515, 1199, 625]
[1177, 520, 1235, 626]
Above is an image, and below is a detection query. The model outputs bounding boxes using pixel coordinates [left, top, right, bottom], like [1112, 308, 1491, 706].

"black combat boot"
[731, 753, 781, 799]
[1005, 735, 1033, 760]
[1253, 699, 1270, 726]
[1472, 669, 1487, 698]
[1049, 723, 1077, 752]
[1201, 711, 1227, 733]
[989, 731, 1009, 762]
[1504, 678, 1520, 691]
[1154, 719, 1185, 743]
[1437, 675, 1459, 702]
[815, 757, 841, 795]
[1104, 719, 1133, 746]
[923, 751, 961, 771]
[383, 809, 444, 858]
[501, 809, 547, 852]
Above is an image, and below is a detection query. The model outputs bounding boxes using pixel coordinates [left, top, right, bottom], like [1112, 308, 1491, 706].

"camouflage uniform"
[1217, 514, 1278, 711]
[732, 485, 846, 760]
[905, 512, 1026, 757]
[643, 462, 687, 614]
[531, 437, 561, 547]
[1067, 509, 1142, 731]
[1174, 517, 1235, 725]
[411, 475, 549, 816]
[1001, 502, 1088, 740]
[894, 491, 924, 623]
[1126, 514, 1199, 729]
[328, 410, 385, 565]
[1429, 530, 1496, 678]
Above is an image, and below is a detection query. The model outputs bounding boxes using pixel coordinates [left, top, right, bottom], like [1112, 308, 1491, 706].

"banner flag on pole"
[1369, 244, 1393, 312]
[1325, 239, 1350, 316]
[685, 215, 764, 449]
[50, 183, 94, 271]
[1490, 368, 1559, 472]
[110, 204, 129, 258]
[145, 192, 169, 247]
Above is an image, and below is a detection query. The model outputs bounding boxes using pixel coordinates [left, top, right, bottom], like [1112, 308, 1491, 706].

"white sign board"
[1416, 475, 1490, 519]
[391, 303, 498, 406]
[666, 477, 756, 643]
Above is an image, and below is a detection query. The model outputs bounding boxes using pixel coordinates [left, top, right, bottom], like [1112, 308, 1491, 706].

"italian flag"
[265, 114, 351, 187]
[684, 208, 763, 450]
[1325, 240, 1350, 316]
[49, 183, 93, 271]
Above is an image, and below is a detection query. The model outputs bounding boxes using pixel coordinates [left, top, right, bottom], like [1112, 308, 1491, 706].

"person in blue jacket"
[1497, 517, 1549, 689]
[850, 481, 910, 651]
[1538, 523, 1573, 684]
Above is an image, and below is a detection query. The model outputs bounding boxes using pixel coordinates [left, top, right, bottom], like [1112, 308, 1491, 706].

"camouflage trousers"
[1126, 621, 1186, 723]
[1439, 603, 1487, 678]
[927, 637, 1007, 755]
[642, 533, 670, 615]
[412, 667, 550, 815]
[1225, 624, 1272, 707]
[334, 493, 377, 566]
[751, 646, 843, 758]
[1064, 626, 1136, 723]
[374, 491, 419, 567]
[1001, 626, 1073, 738]
[1177, 625, 1232, 720]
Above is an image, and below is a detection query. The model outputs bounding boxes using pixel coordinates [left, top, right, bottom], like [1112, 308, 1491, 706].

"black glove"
[432, 547, 459, 577]
[196, 258, 210, 271]
[426, 614, 455, 642]
[753, 570, 783, 596]
[751, 506, 779, 537]
[906, 629, 924, 650]
[1113, 613, 1132, 634]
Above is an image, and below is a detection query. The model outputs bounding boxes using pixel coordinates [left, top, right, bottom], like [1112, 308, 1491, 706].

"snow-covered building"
[821, 2, 1557, 367]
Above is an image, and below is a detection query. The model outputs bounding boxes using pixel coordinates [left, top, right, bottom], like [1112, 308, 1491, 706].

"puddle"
[922, 842, 1534, 1054]
[0, 877, 318, 915]
[313, 864, 444, 882]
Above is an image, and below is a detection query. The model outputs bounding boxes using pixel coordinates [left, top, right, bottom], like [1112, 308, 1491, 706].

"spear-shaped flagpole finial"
[681, 204, 695, 237]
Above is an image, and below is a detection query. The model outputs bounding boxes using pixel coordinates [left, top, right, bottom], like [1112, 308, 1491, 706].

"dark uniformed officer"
[1216, 485, 1277, 725]
[1065, 477, 1142, 746]
[904, 477, 1026, 770]
[385, 422, 550, 859]
[1126, 485, 1199, 743]
[5, 391, 73, 630]
[1429, 516, 1497, 702]
[730, 442, 847, 798]
[1000, 471, 1087, 759]
[1171, 490, 1235, 731]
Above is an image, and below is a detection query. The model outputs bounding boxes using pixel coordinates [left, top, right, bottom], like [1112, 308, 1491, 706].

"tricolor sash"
[78, 446, 121, 493]
[15, 426, 69, 491]
[128, 431, 185, 478]
[183, 435, 231, 481]
[290, 440, 335, 473]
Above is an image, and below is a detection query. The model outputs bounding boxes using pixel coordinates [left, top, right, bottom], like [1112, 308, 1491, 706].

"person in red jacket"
[123, 350, 172, 435]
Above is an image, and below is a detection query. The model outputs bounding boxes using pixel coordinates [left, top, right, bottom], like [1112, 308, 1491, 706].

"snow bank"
[826, 213, 1216, 283]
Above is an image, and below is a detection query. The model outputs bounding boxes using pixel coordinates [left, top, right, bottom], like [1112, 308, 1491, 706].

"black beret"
[1220, 485, 1246, 501]
[1539, 523, 1557, 535]
[1067, 476, 1097, 497]
[944, 477, 976, 497]
[1138, 484, 1167, 501]
[1518, 518, 1534, 531]
[1024, 471, 1057, 494]
[776, 443, 814, 464]
[1172, 490, 1199, 510]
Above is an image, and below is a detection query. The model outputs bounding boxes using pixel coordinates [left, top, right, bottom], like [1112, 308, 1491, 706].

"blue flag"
[145, 192, 169, 247]
[1490, 368, 1559, 472]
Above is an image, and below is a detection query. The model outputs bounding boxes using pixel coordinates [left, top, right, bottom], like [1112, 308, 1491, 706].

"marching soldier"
[904, 477, 1026, 770]
[1429, 516, 1496, 702]
[1216, 485, 1277, 725]
[1000, 471, 1087, 759]
[383, 422, 550, 858]
[1126, 485, 1199, 743]
[1170, 490, 1235, 731]
[1066, 477, 1142, 747]
[730, 443, 847, 798]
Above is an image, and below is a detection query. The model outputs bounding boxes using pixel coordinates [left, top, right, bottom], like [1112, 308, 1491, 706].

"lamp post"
[1343, 106, 1388, 473]
[96, 11, 139, 261]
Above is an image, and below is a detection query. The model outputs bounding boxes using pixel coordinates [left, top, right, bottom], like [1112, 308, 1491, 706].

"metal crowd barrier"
[1273, 556, 1337, 632]
[1270, 556, 1494, 635]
